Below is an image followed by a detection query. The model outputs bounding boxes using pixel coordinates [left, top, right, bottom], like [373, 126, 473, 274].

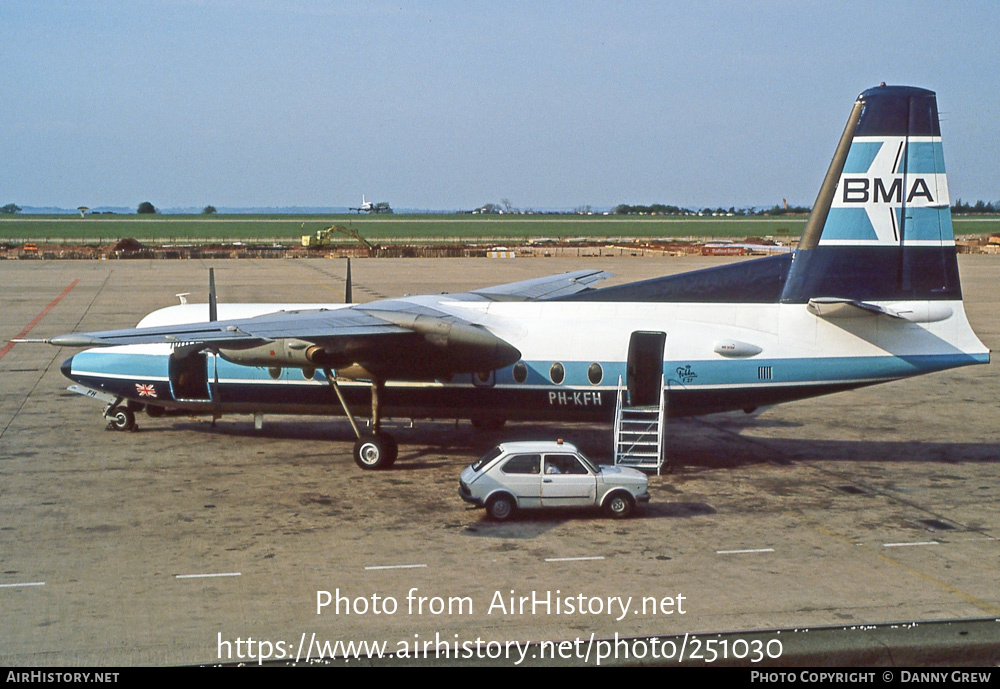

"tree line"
[613, 200, 1000, 216]
[612, 203, 811, 216]
[951, 199, 999, 214]
[1, 199, 998, 216]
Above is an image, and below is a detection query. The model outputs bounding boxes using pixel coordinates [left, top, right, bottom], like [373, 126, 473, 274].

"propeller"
[345, 258, 352, 304]
[208, 267, 218, 322]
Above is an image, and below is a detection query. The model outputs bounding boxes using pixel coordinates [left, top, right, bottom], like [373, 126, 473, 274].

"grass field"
[1, 213, 997, 244]
[0, 214, 806, 243]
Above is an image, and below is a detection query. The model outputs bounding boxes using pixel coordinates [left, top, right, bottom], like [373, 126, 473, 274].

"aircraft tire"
[353, 432, 397, 470]
[485, 493, 516, 521]
[108, 408, 137, 432]
[603, 491, 635, 519]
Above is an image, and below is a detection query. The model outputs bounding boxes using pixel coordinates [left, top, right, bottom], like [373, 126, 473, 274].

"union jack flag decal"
[135, 383, 157, 397]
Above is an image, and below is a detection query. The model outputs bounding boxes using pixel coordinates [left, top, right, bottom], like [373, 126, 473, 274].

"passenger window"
[501, 454, 541, 475]
[512, 361, 528, 383]
[544, 454, 589, 475]
[549, 362, 565, 385]
[587, 362, 603, 385]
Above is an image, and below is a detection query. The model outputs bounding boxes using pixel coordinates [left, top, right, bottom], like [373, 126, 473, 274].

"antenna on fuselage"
[208, 268, 218, 322]
[345, 258, 352, 304]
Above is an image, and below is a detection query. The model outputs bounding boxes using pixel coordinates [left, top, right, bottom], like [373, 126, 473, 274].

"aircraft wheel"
[603, 492, 635, 519]
[108, 408, 137, 432]
[486, 493, 516, 521]
[353, 432, 397, 470]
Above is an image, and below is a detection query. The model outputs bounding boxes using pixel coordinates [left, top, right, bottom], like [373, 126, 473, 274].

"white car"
[459, 440, 649, 521]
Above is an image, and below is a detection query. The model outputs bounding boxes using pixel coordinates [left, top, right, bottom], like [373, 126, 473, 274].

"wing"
[42, 303, 520, 381]
[43, 307, 406, 347]
[35, 270, 613, 380]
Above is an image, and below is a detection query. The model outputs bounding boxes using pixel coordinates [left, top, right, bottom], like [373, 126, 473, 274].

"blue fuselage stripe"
[65, 350, 987, 419]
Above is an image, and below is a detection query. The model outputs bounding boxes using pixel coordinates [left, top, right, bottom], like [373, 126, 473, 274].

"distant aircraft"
[21, 86, 989, 471]
[350, 195, 375, 213]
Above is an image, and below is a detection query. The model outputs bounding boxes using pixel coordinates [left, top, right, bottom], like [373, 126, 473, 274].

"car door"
[496, 454, 542, 507]
[540, 454, 597, 508]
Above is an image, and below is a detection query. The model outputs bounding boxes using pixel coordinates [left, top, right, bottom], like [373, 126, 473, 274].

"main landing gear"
[325, 369, 398, 470]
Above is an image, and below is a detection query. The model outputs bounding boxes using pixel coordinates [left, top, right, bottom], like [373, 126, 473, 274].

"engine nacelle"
[216, 323, 520, 382]
[217, 339, 320, 368]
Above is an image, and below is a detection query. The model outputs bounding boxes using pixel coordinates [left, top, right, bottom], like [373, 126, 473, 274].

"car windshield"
[576, 451, 599, 474]
[471, 445, 503, 472]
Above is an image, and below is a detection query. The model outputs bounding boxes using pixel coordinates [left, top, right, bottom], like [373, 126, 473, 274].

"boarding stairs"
[612, 375, 666, 474]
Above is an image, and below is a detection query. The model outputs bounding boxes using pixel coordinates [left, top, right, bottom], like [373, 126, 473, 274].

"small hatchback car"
[459, 440, 649, 521]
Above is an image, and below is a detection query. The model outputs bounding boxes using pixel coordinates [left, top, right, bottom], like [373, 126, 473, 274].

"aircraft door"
[168, 352, 213, 402]
[626, 331, 666, 407]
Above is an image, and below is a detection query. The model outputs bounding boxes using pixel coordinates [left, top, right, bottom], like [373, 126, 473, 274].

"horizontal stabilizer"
[471, 269, 612, 301]
[807, 298, 903, 319]
[807, 298, 955, 323]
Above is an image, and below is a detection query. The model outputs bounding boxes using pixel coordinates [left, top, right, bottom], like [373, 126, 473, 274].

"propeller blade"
[345, 258, 352, 304]
[209, 268, 218, 322]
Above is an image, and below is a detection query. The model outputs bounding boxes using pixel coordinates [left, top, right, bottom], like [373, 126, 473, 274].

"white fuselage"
[64, 293, 988, 422]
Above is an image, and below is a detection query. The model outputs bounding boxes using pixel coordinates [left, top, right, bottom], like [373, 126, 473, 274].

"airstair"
[613, 375, 666, 474]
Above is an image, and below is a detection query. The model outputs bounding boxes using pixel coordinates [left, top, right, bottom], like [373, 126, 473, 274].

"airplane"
[350, 195, 375, 213]
[19, 85, 990, 471]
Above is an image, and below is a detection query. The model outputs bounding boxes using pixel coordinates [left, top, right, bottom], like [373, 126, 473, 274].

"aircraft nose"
[60, 354, 75, 381]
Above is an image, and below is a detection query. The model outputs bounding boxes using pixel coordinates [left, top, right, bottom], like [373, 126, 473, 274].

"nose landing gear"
[104, 397, 138, 432]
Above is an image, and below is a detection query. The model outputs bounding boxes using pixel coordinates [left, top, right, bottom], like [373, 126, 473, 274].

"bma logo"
[842, 177, 934, 204]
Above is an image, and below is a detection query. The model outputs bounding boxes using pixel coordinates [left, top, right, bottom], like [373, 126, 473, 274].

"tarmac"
[1, 255, 998, 666]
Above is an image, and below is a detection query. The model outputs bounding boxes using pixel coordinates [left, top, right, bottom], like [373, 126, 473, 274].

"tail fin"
[782, 85, 959, 303]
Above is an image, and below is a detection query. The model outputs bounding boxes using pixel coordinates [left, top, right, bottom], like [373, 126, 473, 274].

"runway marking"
[716, 548, 775, 555]
[363, 563, 427, 571]
[175, 572, 242, 579]
[544, 556, 605, 562]
[0, 582, 45, 588]
[0, 279, 79, 361]
[882, 541, 940, 548]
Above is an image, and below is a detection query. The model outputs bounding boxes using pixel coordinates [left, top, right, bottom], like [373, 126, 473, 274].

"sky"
[2, 0, 998, 211]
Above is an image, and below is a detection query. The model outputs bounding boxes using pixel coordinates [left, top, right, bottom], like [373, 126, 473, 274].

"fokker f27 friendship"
[22, 86, 990, 469]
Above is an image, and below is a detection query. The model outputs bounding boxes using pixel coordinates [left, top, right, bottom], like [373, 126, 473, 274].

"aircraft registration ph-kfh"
[22, 86, 990, 470]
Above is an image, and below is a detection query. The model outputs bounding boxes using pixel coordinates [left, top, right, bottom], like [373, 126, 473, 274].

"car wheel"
[486, 494, 515, 521]
[604, 492, 634, 519]
[353, 433, 397, 470]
